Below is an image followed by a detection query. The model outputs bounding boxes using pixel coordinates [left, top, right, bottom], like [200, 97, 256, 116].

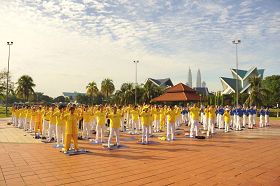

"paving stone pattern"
[0, 118, 279, 186]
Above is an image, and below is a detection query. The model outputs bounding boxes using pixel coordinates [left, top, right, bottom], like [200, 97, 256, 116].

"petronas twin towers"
[186, 67, 205, 88]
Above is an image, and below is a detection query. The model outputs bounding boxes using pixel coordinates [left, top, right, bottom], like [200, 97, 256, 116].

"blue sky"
[0, 0, 279, 97]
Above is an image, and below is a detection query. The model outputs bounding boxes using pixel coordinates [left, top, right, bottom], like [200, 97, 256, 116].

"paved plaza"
[0, 118, 280, 186]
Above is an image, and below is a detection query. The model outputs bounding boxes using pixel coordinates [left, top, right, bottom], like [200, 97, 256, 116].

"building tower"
[196, 69, 201, 87]
[187, 67, 192, 88]
[202, 81, 206, 87]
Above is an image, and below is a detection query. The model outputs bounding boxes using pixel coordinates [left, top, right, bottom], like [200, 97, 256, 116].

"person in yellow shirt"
[159, 106, 166, 130]
[34, 106, 43, 139]
[207, 105, 216, 137]
[62, 106, 80, 153]
[203, 106, 209, 131]
[42, 106, 50, 140]
[94, 105, 107, 143]
[82, 106, 93, 139]
[139, 107, 152, 144]
[165, 106, 177, 141]
[56, 105, 66, 147]
[30, 107, 37, 133]
[106, 106, 123, 149]
[47, 105, 59, 142]
[153, 106, 160, 132]
[224, 108, 230, 133]
[189, 104, 200, 138]
[130, 106, 140, 134]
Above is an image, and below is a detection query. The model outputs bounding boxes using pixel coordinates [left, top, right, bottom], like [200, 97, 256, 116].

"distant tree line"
[0, 69, 279, 107]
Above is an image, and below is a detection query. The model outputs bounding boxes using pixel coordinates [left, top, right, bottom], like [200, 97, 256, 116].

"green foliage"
[101, 78, 115, 101]
[75, 94, 90, 104]
[15, 75, 36, 101]
[262, 75, 280, 106]
[245, 76, 270, 106]
[86, 81, 99, 105]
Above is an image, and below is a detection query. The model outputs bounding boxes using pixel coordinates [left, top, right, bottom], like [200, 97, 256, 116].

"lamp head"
[232, 39, 241, 44]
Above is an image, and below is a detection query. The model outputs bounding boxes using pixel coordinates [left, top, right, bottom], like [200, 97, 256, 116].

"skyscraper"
[202, 81, 206, 87]
[196, 69, 201, 87]
[187, 67, 192, 88]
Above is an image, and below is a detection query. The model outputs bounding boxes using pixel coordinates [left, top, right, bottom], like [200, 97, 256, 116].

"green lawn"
[269, 117, 280, 121]
[0, 106, 11, 118]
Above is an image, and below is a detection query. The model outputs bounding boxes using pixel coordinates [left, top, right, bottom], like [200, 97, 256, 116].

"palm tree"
[101, 78, 115, 101]
[245, 76, 270, 106]
[86, 81, 99, 105]
[120, 83, 134, 105]
[142, 81, 164, 103]
[15, 75, 36, 102]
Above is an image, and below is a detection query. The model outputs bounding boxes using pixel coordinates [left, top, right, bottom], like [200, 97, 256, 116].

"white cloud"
[0, 0, 279, 96]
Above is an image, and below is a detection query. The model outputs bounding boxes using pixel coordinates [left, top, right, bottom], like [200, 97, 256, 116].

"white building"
[220, 67, 264, 95]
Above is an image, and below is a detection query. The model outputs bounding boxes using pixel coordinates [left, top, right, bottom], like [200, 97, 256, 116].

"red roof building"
[151, 83, 201, 102]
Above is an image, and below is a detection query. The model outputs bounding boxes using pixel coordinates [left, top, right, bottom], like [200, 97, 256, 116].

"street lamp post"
[232, 39, 241, 107]
[6, 42, 13, 116]
[133, 60, 139, 105]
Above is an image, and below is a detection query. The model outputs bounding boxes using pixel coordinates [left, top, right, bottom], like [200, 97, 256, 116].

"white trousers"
[190, 119, 198, 137]
[131, 120, 139, 133]
[203, 116, 208, 130]
[225, 121, 229, 132]
[166, 122, 175, 140]
[236, 117, 241, 131]
[18, 117, 24, 128]
[48, 123, 56, 139]
[182, 114, 188, 124]
[56, 125, 65, 145]
[207, 118, 215, 136]
[248, 115, 253, 128]
[243, 115, 247, 127]
[259, 115, 264, 128]
[142, 125, 149, 143]
[29, 120, 35, 132]
[83, 121, 91, 138]
[253, 114, 256, 125]
[96, 123, 106, 142]
[153, 120, 160, 132]
[42, 120, 49, 137]
[24, 118, 30, 131]
[218, 115, 224, 129]
[108, 128, 120, 147]
[265, 115, 269, 126]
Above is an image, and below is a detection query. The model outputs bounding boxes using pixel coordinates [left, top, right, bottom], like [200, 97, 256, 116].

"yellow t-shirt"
[107, 113, 122, 129]
[208, 108, 216, 119]
[190, 107, 200, 121]
[224, 111, 230, 123]
[64, 113, 80, 135]
[130, 110, 139, 121]
[83, 110, 93, 123]
[95, 111, 106, 125]
[166, 109, 177, 123]
[139, 111, 151, 126]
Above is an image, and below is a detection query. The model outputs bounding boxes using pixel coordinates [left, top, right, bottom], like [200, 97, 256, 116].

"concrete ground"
[0, 118, 279, 186]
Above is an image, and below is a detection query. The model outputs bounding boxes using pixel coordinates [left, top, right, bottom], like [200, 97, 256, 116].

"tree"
[245, 76, 270, 106]
[86, 81, 99, 105]
[53, 96, 69, 103]
[75, 94, 90, 104]
[15, 75, 36, 102]
[141, 81, 164, 103]
[0, 70, 14, 102]
[262, 75, 280, 106]
[35, 92, 53, 103]
[101, 78, 115, 101]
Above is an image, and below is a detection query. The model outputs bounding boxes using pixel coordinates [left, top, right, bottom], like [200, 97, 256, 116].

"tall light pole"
[6, 42, 13, 116]
[133, 60, 139, 105]
[232, 39, 241, 107]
